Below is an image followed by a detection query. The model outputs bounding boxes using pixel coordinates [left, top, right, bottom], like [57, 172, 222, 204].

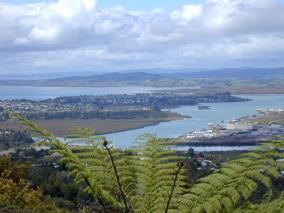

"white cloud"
[0, 0, 284, 73]
[171, 4, 202, 23]
[30, 26, 60, 42]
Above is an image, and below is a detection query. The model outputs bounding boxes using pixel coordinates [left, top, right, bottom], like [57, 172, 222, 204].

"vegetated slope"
[35, 72, 162, 86]
[0, 72, 165, 87]
[0, 68, 283, 87]
[0, 129, 33, 150]
[166, 67, 284, 79]
[14, 115, 284, 213]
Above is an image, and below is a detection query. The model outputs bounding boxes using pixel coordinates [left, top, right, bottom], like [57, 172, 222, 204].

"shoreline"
[99, 116, 189, 136]
[172, 141, 259, 147]
[1, 84, 284, 94]
[0, 116, 189, 137]
[172, 109, 284, 147]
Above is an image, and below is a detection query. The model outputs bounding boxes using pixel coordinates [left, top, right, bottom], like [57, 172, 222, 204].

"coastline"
[0, 116, 189, 137]
[98, 116, 190, 135]
[172, 109, 284, 147]
[1, 84, 284, 94]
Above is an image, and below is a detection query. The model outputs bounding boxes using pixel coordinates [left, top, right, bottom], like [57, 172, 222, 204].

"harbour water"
[174, 146, 257, 152]
[0, 86, 283, 151]
[0, 86, 178, 100]
[105, 94, 284, 148]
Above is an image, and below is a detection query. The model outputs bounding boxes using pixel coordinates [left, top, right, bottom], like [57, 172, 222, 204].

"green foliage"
[0, 129, 33, 150]
[128, 135, 187, 213]
[16, 115, 187, 213]
[0, 155, 67, 213]
[237, 195, 284, 213]
[14, 113, 284, 213]
[178, 151, 282, 213]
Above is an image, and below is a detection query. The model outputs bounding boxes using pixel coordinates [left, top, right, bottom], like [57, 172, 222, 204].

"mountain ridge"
[0, 68, 283, 88]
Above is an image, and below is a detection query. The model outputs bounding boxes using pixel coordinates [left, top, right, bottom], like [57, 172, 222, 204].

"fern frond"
[178, 137, 284, 213]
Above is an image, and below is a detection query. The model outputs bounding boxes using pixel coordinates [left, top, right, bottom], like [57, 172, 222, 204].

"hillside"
[0, 68, 284, 90]
[166, 67, 284, 79]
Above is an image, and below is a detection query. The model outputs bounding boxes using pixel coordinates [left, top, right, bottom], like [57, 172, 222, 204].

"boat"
[198, 105, 211, 110]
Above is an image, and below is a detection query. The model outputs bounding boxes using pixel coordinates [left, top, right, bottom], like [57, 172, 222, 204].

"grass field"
[249, 112, 284, 125]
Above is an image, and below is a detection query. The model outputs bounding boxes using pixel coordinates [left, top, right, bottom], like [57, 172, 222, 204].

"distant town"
[0, 92, 248, 121]
[174, 109, 284, 146]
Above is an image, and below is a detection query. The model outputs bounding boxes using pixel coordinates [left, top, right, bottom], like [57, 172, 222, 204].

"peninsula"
[0, 92, 247, 135]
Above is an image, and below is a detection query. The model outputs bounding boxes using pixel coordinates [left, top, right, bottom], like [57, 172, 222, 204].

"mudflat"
[0, 117, 185, 137]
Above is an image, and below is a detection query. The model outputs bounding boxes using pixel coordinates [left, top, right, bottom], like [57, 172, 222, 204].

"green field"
[249, 111, 284, 125]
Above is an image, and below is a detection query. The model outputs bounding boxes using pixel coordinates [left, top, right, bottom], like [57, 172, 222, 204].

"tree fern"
[178, 141, 284, 213]
[14, 114, 187, 213]
[128, 135, 188, 213]
[14, 114, 124, 211]
[13, 113, 284, 213]
[236, 195, 284, 213]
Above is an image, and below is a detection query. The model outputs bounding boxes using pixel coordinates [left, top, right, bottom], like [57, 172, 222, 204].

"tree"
[0, 155, 66, 213]
[15, 114, 284, 213]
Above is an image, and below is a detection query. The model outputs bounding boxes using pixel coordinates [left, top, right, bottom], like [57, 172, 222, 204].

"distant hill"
[0, 68, 283, 88]
[165, 68, 284, 79]
[27, 72, 168, 87]
[0, 71, 101, 80]
[47, 72, 162, 82]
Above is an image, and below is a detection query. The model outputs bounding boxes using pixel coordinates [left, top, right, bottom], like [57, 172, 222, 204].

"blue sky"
[2, 0, 205, 10]
[99, 0, 205, 10]
[0, 0, 284, 74]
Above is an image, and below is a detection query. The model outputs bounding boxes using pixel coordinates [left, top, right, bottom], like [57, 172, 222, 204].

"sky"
[0, 0, 284, 74]
[2, 0, 206, 11]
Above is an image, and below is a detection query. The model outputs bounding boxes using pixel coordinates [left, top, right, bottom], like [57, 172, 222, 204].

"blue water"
[175, 146, 256, 152]
[0, 86, 283, 151]
[0, 86, 178, 100]
[105, 94, 284, 148]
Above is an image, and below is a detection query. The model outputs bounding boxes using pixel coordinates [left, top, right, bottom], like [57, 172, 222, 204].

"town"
[0, 92, 248, 121]
[174, 109, 284, 146]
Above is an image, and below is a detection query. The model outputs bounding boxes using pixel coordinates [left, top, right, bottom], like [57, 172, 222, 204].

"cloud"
[0, 0, 284, 73]
[171, 4, 202, 23]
